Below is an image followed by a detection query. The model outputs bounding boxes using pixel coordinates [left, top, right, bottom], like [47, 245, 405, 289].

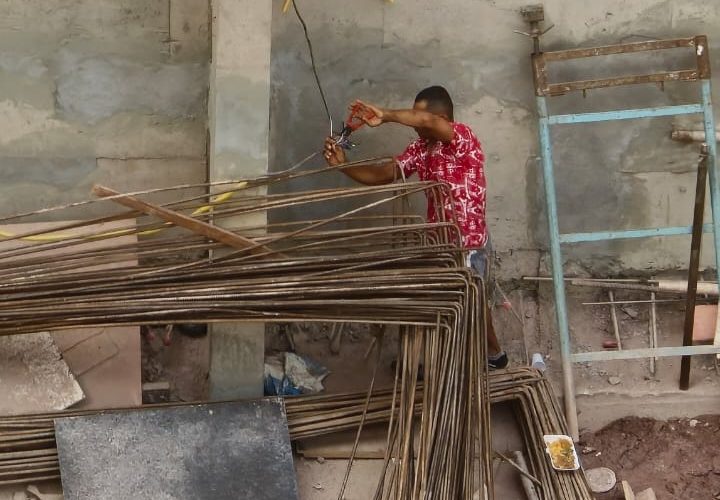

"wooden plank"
[92, 184, 266, 255]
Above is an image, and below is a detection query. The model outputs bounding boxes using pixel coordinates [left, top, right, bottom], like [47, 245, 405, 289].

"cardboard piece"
[59, 331, 119, 376]
[55, 326, 141, 410]
[692, 304, 717, 343]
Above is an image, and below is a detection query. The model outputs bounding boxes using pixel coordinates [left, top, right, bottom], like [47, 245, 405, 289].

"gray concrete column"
[207, 0, 271, 400]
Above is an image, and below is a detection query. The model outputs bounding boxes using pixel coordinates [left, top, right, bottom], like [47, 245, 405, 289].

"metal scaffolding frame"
[531, 36, 720, 439]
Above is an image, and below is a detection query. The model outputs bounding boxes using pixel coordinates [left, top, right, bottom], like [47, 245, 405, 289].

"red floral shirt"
[396, 122, 488, 248]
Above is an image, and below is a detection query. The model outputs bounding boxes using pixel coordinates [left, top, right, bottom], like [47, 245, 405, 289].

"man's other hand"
[324, 137, 346, 166]
[352, 100, 384, 127]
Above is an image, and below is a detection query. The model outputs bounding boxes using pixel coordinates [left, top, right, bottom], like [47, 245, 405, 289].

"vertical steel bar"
[536, 96, 579, 440]
[650, 291, 658, 376]
[699, 79, 720, 360]
[608, 290, 623, 350]
[680, 147, 709, 390]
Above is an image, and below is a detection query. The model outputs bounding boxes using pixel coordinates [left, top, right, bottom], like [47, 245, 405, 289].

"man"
[323, 85, 507, 369]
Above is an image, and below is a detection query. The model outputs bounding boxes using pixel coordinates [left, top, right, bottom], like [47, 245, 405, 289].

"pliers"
[334, 103, 371, 150]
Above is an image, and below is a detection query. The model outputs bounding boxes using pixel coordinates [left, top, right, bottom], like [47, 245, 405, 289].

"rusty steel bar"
[545, 70, 699, 96]
[0, 174, 498, 498]
[542, 37, 697, 61]
[0, 369, 593, 498]
[532, 36, 709, 96]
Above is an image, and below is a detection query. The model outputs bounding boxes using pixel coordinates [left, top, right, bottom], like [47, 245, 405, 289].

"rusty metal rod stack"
[0, 175, 489, 498]
[0, 369, 592, 498]
[0, 169, 592, 498]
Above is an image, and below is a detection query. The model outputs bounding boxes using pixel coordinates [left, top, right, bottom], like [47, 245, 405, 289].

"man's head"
[412, 86, 454, 140]
[414, 85, 454, 120]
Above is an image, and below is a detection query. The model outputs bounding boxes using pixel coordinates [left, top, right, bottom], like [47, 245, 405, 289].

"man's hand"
[352, 100, 384, 127]
[324, 137, 346, 166]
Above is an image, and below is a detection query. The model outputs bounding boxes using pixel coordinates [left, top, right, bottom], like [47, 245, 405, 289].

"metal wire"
[291, 0, 334, 136]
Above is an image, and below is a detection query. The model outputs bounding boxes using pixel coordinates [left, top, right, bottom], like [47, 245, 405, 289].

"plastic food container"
[543, 434, 580, 471]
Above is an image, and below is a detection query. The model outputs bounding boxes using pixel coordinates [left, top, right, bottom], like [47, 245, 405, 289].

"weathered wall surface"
[270, 0, 720, 277]
[3, 1, 718, 276]
[0, 0, 210, 217]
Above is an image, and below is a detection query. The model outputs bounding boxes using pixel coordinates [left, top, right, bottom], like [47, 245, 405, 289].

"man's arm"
[354, 101, 454, 143]
[342, 159, 399, 185]
[324, 137, 399, 185]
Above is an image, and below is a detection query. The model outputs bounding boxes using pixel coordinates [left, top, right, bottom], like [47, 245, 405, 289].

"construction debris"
[264, 352, 328, 395]
[0, 333, 84, 416]
[0, 368, 592, 498]
[0, 167, 495, 498]
[141, 381, 171, 404]
[584, 466, 616, 493]
[54, 399, 298, 500]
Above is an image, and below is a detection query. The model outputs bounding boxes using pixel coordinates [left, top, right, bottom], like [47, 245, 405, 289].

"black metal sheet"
[55, 398, 298, 500]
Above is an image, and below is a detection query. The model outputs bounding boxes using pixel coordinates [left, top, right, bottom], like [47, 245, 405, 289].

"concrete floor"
[523, 281, 720, 431]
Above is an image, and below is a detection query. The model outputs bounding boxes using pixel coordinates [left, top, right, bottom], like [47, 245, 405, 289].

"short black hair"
[414, 85, 454, 121]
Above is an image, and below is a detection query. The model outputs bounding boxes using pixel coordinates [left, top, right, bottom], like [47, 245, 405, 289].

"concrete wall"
[3, 0, 719, 277]
[269, 0, 720, 278]
[0, 0, 210, 217]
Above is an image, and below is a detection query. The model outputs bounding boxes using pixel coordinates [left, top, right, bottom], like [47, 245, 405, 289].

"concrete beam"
[207, 0, 272, 400]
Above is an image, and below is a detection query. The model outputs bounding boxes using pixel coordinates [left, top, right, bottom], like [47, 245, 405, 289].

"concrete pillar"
[207, 0, 271, 400]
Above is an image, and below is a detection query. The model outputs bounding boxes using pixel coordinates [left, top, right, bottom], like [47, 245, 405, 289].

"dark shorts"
[467, 239, 495, 303]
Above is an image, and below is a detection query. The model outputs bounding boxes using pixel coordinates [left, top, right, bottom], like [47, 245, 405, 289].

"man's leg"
[469, 245, 508, 369]
[486, 301, 501, 355]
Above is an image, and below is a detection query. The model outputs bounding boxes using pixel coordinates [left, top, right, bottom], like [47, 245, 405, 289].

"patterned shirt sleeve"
[395, 139, 425, 179]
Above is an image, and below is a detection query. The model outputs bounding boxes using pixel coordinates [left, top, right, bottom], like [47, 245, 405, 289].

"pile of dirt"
[580, 415, 720, 499]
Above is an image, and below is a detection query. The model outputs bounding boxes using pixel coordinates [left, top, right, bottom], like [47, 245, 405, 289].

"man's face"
[413, 100, 446, 140]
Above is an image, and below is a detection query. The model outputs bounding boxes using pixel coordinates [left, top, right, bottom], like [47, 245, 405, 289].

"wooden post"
[680, 146, 709, 390]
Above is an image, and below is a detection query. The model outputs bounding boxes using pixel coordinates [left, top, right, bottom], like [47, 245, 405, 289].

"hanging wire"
[291, 0, 334, 136]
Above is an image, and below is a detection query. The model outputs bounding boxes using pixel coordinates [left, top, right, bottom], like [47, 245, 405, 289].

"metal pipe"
[536, 95, 579, 440]
[582, 299, 683, 305]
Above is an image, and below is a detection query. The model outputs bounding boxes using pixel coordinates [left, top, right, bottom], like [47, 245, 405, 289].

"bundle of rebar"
[0, 368, 592, 498]
[0, 166, 492, 498]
